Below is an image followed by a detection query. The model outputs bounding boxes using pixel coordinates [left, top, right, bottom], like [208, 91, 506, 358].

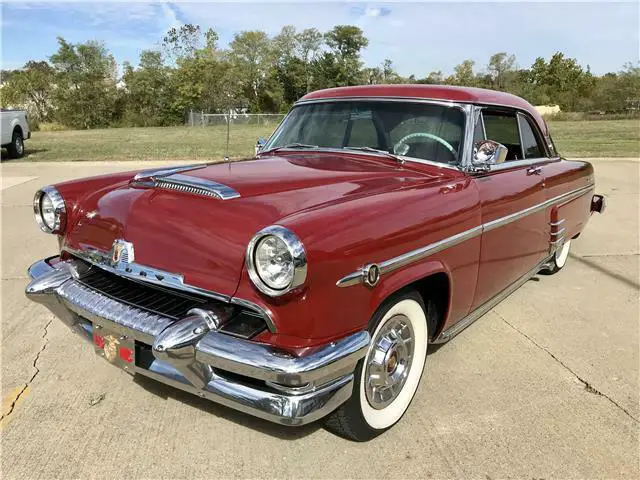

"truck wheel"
[7, 130, 24, 158]
[541, 240, 572, 275]
[324, 291, 430, 441]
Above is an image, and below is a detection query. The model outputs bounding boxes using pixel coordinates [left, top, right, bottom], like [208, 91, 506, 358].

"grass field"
[549, 119, 639, 158]
[3, 118, 638, 162]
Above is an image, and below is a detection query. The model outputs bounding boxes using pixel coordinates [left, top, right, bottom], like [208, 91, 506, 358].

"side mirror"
[255, 137, 267, 155]
[472, 140, 508, 170]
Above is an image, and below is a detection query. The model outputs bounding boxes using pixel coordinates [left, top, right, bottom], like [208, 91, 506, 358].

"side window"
[518, 114, 546, 158]
[473, 113, 485, 143]
[482, 111, 521, 161]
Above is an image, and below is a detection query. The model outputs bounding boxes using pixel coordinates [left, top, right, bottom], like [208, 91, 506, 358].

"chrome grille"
[73, 260, 267, 339]
[78, 266, 210, 320]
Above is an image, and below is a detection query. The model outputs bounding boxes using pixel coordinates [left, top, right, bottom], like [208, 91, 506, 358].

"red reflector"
[119, 347, 133, 363]
[93, 333, 104, 348]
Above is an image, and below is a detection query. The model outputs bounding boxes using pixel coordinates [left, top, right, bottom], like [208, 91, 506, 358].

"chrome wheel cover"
[365, 314, 415, 409]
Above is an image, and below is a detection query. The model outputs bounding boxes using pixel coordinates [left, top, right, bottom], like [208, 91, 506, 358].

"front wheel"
[324, 291, 429, 441]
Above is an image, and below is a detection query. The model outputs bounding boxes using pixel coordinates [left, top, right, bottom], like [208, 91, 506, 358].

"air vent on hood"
[131, 166, 240, 200]
[152, 174, 240, 199]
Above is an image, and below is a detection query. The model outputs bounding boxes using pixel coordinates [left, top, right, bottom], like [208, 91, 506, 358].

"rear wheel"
[7, 130, 24, 158]
[542, 240, 572, 274]
[324, 291, 429, 441]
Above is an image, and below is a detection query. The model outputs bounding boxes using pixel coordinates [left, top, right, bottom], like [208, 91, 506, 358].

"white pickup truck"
[1, 110, 31, 158]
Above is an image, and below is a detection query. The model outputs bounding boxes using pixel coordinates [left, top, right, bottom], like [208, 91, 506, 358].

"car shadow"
[0, 147, 48, 161]
[569, 252, 639, 290]
[132, 374, 323, 440]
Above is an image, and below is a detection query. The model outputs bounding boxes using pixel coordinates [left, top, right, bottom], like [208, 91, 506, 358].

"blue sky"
[1, 1, 638, 76]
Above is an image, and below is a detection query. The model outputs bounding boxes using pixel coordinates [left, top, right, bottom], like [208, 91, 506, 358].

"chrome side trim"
[378, 225, 483, 277]
[434, 255, 553, 342]
[337, 183, 594, 287]
[484, 183, 593, 233]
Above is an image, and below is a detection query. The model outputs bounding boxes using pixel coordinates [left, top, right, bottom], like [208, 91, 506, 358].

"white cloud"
[365, 7, 382, 17]
[159, 2, 181, 30]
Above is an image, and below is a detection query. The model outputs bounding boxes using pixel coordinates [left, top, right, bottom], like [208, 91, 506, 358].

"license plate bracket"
[92, 324, 135, 374]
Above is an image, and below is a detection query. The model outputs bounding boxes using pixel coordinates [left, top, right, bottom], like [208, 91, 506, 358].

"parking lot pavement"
[1, 159, 638, 478]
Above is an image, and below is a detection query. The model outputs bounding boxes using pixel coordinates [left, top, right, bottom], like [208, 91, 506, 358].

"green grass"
[547, 119, 639, 158]
[11, 124, 279, 162]
[5, 118, 639, 162]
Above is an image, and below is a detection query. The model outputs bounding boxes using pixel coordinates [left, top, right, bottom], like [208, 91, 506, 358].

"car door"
[470, 108, 550, 310]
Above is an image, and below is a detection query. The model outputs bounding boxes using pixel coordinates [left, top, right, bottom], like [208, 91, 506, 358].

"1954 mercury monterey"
[26, 85, 605, 441]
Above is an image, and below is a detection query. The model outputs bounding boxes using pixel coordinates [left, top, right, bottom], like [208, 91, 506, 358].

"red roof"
[299, 84, 548, 135]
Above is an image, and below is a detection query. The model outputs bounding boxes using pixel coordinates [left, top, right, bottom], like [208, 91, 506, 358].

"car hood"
[62, 153, 445, 297]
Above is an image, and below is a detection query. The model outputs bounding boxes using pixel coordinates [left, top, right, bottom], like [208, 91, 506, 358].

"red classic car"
[26, 85, 605, 441]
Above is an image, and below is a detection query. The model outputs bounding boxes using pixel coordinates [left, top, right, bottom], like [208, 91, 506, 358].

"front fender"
[369, 258, 451, 319]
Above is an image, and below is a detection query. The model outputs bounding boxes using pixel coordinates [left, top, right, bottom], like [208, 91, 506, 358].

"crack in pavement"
[495, 310, 639, 424]
[0, 319, 53, 422]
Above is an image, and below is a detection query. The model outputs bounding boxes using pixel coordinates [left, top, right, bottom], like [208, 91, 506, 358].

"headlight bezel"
[33, 186, 66, 234]
[246, 225, 307, 297]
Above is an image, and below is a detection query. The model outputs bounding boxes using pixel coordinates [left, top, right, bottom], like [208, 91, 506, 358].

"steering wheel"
[393, 132, 458, 162]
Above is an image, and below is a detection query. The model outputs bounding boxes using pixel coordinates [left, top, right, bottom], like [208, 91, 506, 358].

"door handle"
[526, 166, 542, 175]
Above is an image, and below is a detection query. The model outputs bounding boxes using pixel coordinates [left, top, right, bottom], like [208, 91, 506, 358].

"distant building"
[535, 105, 561, 116]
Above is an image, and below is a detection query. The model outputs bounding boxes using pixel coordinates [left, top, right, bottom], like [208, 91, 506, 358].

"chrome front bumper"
[26, 258, 369, 426]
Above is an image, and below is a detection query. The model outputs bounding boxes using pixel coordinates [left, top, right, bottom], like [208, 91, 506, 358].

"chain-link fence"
[184, 110, 285, 158]
[186, 111, 285, 127]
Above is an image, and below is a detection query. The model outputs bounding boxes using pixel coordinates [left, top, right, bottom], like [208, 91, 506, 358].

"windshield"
[263, 100, 465, 165]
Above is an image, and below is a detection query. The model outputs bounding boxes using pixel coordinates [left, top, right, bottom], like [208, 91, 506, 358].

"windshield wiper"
[259, 143, 318, 155]
[343, 146, 405, 165]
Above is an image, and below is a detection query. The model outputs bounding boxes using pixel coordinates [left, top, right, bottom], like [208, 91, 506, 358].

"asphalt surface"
[1, 159, 638, 479]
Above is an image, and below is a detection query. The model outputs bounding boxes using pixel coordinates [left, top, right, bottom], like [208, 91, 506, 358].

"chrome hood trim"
[131, 166, 240, 200]
[63, 245, 229, 303]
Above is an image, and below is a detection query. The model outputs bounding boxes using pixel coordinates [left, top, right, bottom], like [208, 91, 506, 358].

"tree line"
[1, 24, 638, 129]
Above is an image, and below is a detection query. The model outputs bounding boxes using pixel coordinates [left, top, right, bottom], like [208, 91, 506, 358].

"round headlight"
[255, 235, 294, 289]
[33, 186, 66, 234]
[246, 226, 307, 297]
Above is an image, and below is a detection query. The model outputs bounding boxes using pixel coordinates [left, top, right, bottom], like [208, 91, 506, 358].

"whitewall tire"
[324, 291, 430, 441]
[542, 240, 572, 275]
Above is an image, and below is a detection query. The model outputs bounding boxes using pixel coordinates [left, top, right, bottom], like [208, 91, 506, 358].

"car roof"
[299, 84, 549, 136]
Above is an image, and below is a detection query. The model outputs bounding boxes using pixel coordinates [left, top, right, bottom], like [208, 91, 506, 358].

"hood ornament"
[111, 239, 134, 267]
